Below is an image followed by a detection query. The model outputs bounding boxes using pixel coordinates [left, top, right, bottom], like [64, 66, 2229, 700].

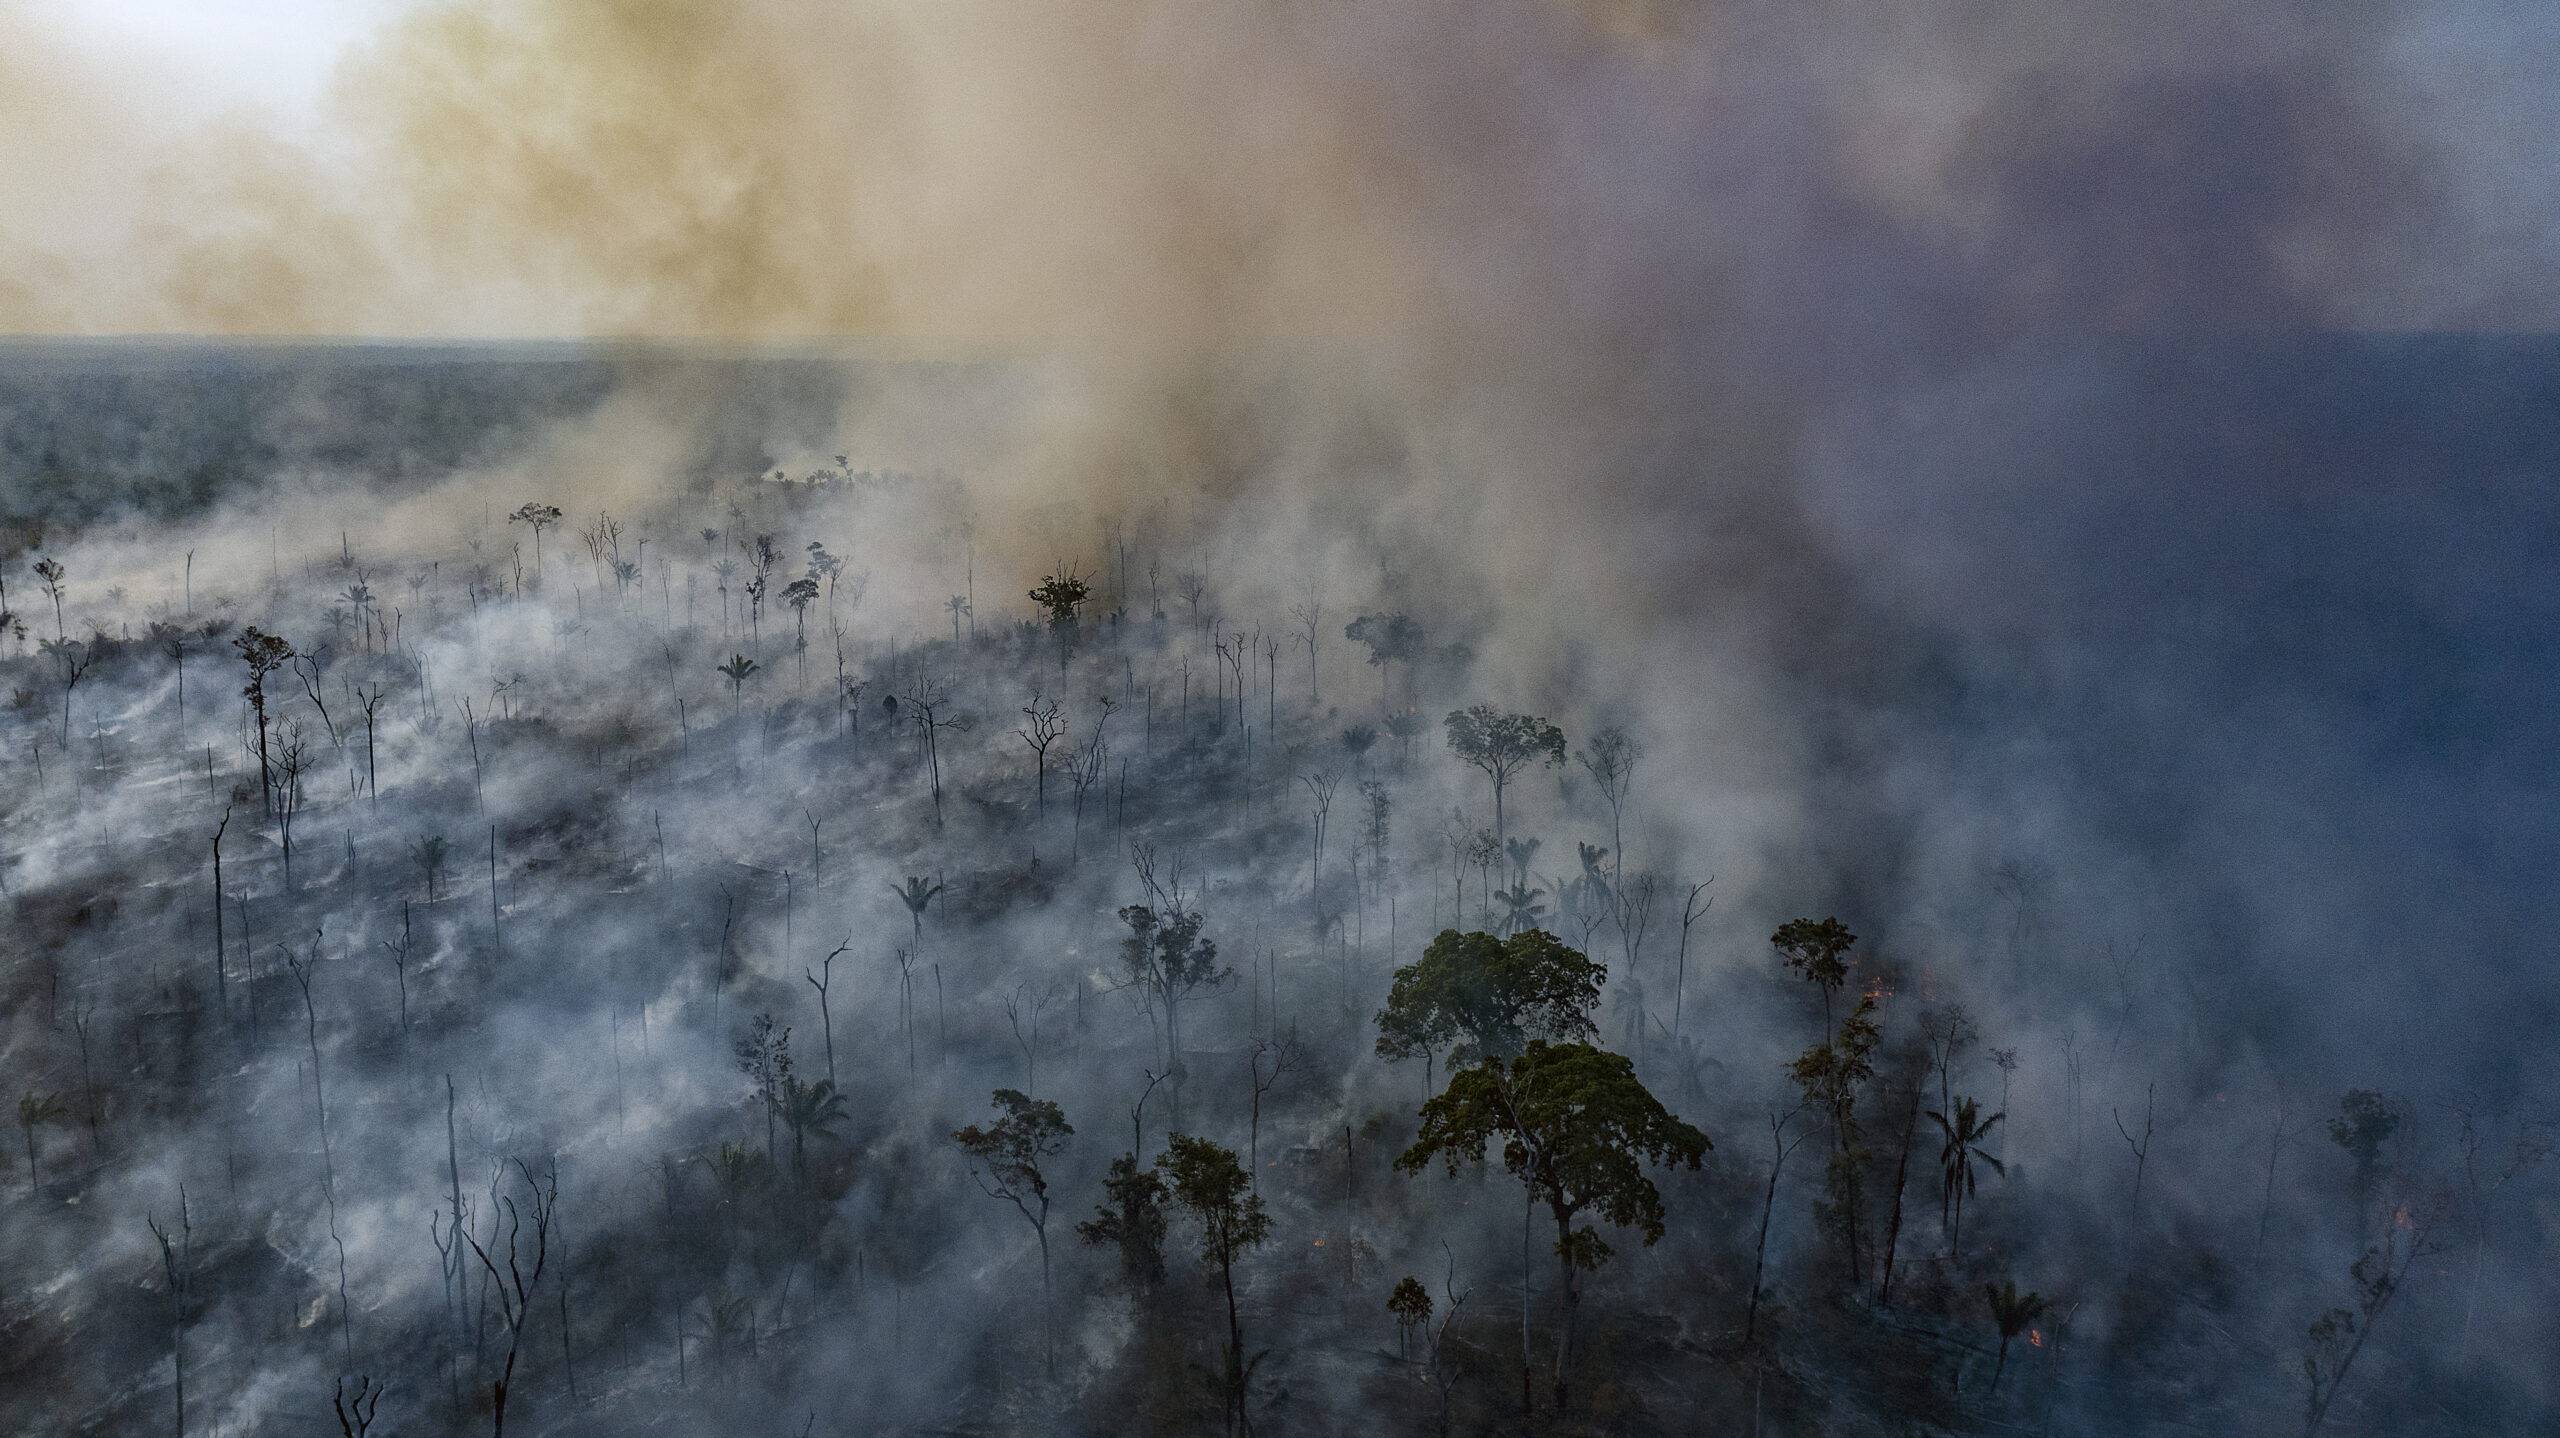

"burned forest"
[5, 2, 2560, 1435]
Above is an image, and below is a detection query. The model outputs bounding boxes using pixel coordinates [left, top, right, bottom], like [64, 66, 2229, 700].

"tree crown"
[1156, 1133, 1269, 1268]
[1442, 705, 1566, 782]
[1345, 612, 1425, 667]
[953, 1088, 1074, 1205]
[1376, 928, 1604, 1065]
[1771, 916, 1856, 996]
[1396, 1040, 1708, 1266]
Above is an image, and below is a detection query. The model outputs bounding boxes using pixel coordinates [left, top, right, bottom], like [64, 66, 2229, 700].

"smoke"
[5, 0, 2560, 1432]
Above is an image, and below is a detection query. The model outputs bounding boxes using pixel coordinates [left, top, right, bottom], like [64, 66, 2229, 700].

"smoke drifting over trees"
[4, 1, 2560, 1435]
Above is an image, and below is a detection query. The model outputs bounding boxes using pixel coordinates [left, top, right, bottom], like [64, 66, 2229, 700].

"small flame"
[1311, 1240, 1325, 1247]
[2028, 1329, 2043, 1348]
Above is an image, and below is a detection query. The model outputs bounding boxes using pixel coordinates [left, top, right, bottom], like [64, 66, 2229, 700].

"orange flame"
[2028, 1329, 2043, 1348]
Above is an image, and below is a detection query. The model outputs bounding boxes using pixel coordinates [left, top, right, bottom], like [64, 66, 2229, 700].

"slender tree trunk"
[1746, 1133, 1782, 1341]
[1520, 1189, 1534, 1415]
[1552, 1203, 1580, 1411]
[1038, 1225, 1055, 1378]
[1221, 1250, 1245, 1437]
[1878, 1086, 1921, 1305]
[210, 815, 229, 1025]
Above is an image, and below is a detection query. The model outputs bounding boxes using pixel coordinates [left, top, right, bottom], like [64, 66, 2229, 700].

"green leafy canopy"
[1397, 1040, 1708, 1267]
[1375, 928, 1605, 1067]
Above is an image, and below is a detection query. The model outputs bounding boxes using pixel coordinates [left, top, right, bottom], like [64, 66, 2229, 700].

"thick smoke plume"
[1, 1, 2556, 1435]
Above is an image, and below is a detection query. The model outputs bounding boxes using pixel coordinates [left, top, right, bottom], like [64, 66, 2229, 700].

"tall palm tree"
[891, 875, 944, 951]
[716, 654, 758, 723]
[779, 1076, 850, 1181]
[1494, 881, 1548, 937]
[1930, 1096, 2006, 1253]
[1982, 1278, 2048, 1392]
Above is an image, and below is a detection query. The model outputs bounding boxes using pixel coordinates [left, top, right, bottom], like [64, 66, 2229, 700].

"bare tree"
[2114, 1082, 2157, 1227]
[274, 722, 311, 890]
[1289, 587, 1323, 705]
[1005, 981, 1060, 1097]
[353, 682, 389, 807]
[1745, 1107, 1812, 1343]
[1301, 771, 1338, 906]
[383, 903, 415, 1035]
[1243, 1026, 1303, 1183]
[2301, 1191, 2445, 1437]
[1671, 878, 1711, 1044]
[901, 677, 971, 829]
[1573, 727, 1640, 884]
[147, 1190, 192, 1438]
[806, 939, 850, 1087]
[43, 637, 91, 747]
[1068, 697, 1118, 860]
[285, 934, 355, 1363]
[333, 1375, 384, 1437]
[461, 1159, 558, 1437]
[1017, 691, 1068, 819]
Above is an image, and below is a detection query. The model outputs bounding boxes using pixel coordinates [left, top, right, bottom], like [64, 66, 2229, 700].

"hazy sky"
[51, 0, 418, 122]
[8, 0, 2560, 341]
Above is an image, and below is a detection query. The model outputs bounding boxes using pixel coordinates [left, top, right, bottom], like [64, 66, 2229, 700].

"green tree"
[1028, 572, 1091, 635]
[507, 502, 561, 582]
[1387, 1276, 1431, 1360]
[1375, 929, 1605, 1089]
[891, 874, 944, 951]
[2326, 1089, 2401, 1229]
[1788, 992, 1883, 1284]
[233, 626, 295, 818]
[1396, 1040, 1709, 1414]
[31, 556, 65, 638]
[954, 1089, 1075, 1376]
[1077, 1152, 1170, 1288]
[1771, 916, 1856, 1042]
[1930, 1097, 2007, 1254]
[1981, 1279, 2047, 1393]
[1157, 1134, 1270, 1436]
[1345, 612, 1425, 705]
[716, 653, 758, 723]
[1493, 881, 1548, 937]
[1119, 902, 1232, 1105]
[778, 1075, 849, 1183]
[1442, 705, 1564, 843]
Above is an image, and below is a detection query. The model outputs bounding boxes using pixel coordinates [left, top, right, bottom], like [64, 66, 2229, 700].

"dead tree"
[210, 808, 232, 1024]
[44, 637, 92, 747]
[901, 677, 970, 829]
[1243, 1026, 1303, 1183]
[293, 649, 342, 751]
[461, 1159, 558, 1438]
[807, 939, 850, 1087]
[383, 903, 415, 1035]
[274, 722, 310, 890]
[1672, 878, 1712, 1042]
[1289, 587, 1323, 705]
[148, 1190, 192, 1438]
[1005, 981, 1060, 1097]
[333, 1375, 384, 1437]
[1017, 691, 1068, 820]
[1745, 1106, 1812, 1343]
[353, 682, 388, 806]
[286, 934, 355, 1363]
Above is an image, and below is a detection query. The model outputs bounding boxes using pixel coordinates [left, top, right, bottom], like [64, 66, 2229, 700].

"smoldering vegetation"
[0, 338, 2553, 1438]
